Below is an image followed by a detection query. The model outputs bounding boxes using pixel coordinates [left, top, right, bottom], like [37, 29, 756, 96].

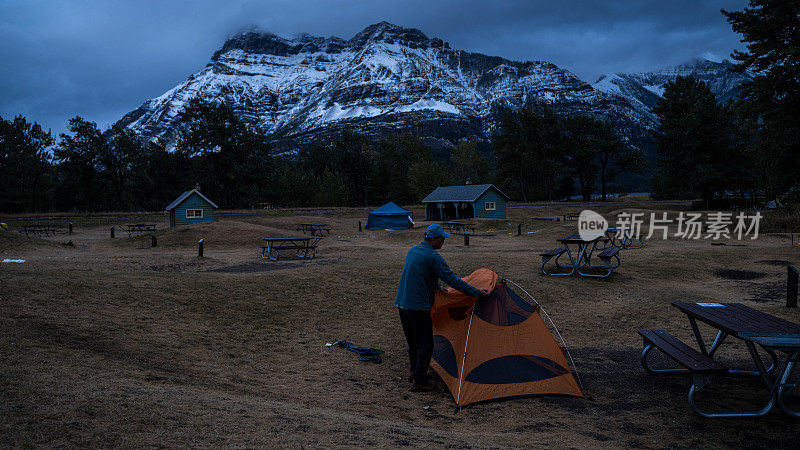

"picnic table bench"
[18, 224, 58, 237]
[639, 302, 800, 418]
[442, 221, 476, 235]
[539, 233, 620, 277]
[125, 223, 156, 236]
[296, 223, 331, 236]
[261, 237, 323, 261]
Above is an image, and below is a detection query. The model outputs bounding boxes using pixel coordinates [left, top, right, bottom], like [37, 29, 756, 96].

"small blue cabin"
[165, 185, 218, 227]
[422, 184, 510, 220]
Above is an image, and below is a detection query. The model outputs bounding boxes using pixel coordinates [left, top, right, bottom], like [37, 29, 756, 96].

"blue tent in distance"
[366, 202, 414, 230]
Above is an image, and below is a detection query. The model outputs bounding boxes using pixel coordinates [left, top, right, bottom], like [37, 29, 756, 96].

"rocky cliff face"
[117, 23, 739, 152]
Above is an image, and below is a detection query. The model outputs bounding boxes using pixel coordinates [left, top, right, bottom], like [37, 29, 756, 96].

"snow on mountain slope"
[115, 22, 660, 150]
[592, 59, 751, 122]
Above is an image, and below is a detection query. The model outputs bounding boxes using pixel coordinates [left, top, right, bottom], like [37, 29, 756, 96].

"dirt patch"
[3, 204, 800, 447]
[713, 269, 765, 280]
[749, 282, 787, 303]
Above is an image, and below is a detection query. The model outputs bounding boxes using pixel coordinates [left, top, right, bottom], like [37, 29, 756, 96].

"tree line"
[1, 95, 648, 212]
[1, 0, 796, 213]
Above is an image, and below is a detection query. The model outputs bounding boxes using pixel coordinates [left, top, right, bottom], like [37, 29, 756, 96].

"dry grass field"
[1, 200, 799, 448]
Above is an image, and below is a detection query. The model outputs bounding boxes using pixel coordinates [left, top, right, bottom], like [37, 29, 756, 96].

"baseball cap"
[425, 224, 450, 238]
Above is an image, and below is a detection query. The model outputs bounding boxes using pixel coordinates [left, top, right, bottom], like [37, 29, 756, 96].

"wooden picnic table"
[540, 233, 620, 277]
[18, 224, 57, 237]
[640, 302, 800, 418]
[296, 223, 331, 236]
[125, 223, 156, 236]
[441, 221, 476, 235]
[261, 237, 323, 261]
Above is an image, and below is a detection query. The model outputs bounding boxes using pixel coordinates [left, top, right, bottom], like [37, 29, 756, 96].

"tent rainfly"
[431, 269, 583, 409]
[366, 202, 414, 230]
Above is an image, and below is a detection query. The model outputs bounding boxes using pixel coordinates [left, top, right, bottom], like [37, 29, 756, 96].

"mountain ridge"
[115, 22, 746, 152]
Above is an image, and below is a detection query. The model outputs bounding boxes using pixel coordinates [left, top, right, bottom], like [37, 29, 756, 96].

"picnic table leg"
[688, 373, 775, 418]
[574, 243, 613, 277]
[685, 324, 779, 377]
[707, 331, 727, 357]
[745, 341, 781, 390]
[777, 352, 799, 418]
[559, 244, 577, 276]
[687, 317, 709, 356]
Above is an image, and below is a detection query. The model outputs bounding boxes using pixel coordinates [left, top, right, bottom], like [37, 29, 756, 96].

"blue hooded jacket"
[394, 241, 481, 310]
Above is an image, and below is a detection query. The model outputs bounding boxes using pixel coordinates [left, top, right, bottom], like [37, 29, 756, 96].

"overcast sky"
[0, 0, 748, 137]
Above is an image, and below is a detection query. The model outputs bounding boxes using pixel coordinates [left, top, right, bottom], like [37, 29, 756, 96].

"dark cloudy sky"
[0, 0, 748, 137]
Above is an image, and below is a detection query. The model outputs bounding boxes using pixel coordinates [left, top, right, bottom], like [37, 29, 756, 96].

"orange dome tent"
[430, 269, 583, 409]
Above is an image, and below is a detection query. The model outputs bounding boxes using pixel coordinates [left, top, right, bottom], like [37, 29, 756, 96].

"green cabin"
[165, 185, 218, 227]
[422, 184, 510, 220]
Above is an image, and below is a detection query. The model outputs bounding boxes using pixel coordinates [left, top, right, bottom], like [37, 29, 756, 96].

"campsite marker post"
[198, 238, 204, 258]
[68, 222, 73, 235]
[151, 234, 157, 248]
[464, 232, 469, 246]
[517, 224, 521, 236]
[110, 225, 115, 238]
[358, 221, 362, 232]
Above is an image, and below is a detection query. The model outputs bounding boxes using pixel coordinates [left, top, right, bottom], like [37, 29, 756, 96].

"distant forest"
[1, 0, 797, 213]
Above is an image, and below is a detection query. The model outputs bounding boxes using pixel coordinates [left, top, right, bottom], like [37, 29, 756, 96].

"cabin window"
[186, 209, 203, 219]
[485, 202, 496, 211]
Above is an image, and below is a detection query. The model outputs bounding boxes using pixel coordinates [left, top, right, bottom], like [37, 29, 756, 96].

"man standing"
[395, 224, 490, 392]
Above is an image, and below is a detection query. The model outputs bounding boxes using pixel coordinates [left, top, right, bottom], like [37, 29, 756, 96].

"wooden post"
[68, 222, 73, 235]
[110, 225, 115, 238]
[151, 235, 157, 248]
[517, 224, 522, 236]
[464, 233, 469, 246]
[358, 221, 362, 232]
[788, 265, 798, 308]
[198, 239, 204, 258]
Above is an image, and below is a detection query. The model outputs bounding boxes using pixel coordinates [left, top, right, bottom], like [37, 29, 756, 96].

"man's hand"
[478, 289, 491, 297]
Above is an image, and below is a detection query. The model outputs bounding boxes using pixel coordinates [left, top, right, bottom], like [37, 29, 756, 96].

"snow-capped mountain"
[116, 22, 655, 151]
[593, 59, 751, 123]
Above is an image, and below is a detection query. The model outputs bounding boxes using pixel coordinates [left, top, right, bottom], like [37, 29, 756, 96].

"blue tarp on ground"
[366, 202, 413, 230]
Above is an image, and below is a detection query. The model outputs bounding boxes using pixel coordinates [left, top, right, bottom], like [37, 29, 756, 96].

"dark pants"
[398, 307, 433, 384]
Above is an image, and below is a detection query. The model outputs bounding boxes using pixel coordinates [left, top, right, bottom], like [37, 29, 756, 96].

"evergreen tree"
[651, 76, 730, 204]
[450, 140, 490, 185]
[128, 139, 192, 211]
[0, 115, 54, 212]
[596, 121, 648, 201]
[723, 0, 800, 197]
[373, 134, 431, 204]
[492, 107, 560, 201]
[53, 117, 107, 211]
[333, 130, 374, 206]
[558, 115, 600, 201]
[176, 97, 273, 208]
[407, 160, 453, 201]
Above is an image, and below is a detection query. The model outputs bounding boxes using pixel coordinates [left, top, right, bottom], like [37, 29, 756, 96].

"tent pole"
[455, 302, 476, 411]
